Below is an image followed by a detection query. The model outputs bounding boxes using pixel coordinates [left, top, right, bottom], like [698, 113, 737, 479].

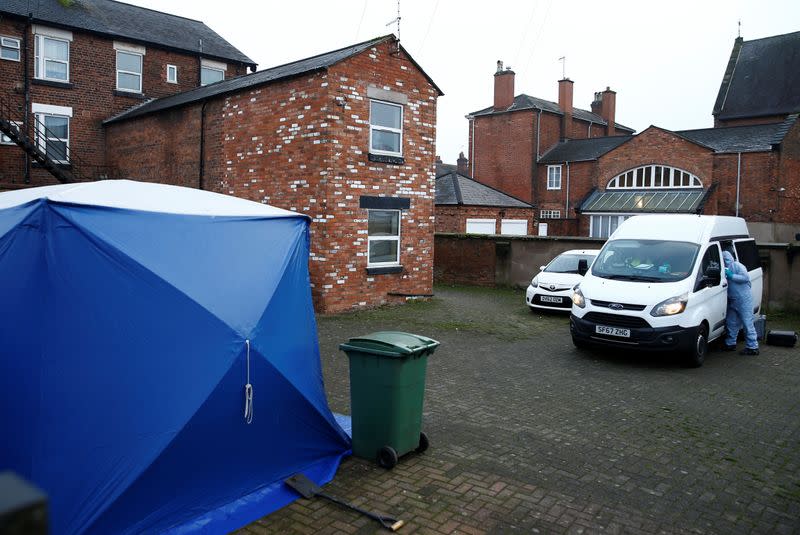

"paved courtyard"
[240, 286, 800, 535]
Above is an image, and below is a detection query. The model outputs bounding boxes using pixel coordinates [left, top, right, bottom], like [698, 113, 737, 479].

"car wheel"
[377, 446, 398, 469]
[685, 324, 708, 367]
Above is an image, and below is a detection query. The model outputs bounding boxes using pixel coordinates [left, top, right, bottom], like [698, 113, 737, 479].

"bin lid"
[339, 331, 440, 358]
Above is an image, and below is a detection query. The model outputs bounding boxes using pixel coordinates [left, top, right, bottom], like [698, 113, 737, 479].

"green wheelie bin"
[339, 331, 439, 469]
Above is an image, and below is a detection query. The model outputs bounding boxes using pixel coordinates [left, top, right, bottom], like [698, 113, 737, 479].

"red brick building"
[102, 35, 442, 313]
[0, 0, 254, 187]
[538, 31, 800, 242]
[462, 32, 800, 242]
[465, 60, 635, 205]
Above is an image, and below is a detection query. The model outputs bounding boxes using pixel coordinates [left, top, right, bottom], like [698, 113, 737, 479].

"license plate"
[540, 296, 562, 303]
[595, 325, 630, 338]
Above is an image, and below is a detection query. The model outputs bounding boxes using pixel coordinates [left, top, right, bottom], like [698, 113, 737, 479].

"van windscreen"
[592, 240, 700, 283]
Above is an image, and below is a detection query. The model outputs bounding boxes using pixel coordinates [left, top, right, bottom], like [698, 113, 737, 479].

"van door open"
[693, 243, 727, 339]
[733, 238, 763, 314]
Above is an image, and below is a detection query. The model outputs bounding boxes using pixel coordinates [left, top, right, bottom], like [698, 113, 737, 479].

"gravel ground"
[238, 285, 800, 535]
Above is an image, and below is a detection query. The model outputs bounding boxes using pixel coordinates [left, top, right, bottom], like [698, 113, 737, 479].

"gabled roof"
[105, 35, 442, 124]
[1, 0, 255, 67]
[435, 172, 531, 208]
[713, 31, 800, 120]
[468, 94, 636, 133]
[538, 136, 632, 163]
[676, 115, 798, 153]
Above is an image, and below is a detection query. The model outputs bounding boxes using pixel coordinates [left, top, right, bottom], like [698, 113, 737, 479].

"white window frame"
[367, 209, 401, 267]
[32, 103, 72, 165]
[547, 165, 562, 190]
[1, 36, 21, 62]
[116, 51, 143, 93]
[166, 64, 178, 84]
[34, 35, 70, 82]
[369, 99, 404, 157]
[0, 121, 22, 145]
[587, 214, 633, 238]
[607, 165, 702, 189]
[200, 58, 227, 86]
[540, 209, 561, 219]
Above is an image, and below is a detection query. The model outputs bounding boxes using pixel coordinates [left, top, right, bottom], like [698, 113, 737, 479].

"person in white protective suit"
[722, 250, 759, 355]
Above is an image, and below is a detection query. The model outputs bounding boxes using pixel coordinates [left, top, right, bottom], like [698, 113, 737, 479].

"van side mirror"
[578, 259, 589, 276]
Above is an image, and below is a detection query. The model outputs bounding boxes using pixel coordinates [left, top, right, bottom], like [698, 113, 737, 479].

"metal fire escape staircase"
[0, 94, 91, 184]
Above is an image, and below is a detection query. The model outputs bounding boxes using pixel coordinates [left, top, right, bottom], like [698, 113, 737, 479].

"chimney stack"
[493, 60, 515, 110]
[558, 78, 574, 140]
[600, 87, 616, 136]
[456, 152, 469, 175]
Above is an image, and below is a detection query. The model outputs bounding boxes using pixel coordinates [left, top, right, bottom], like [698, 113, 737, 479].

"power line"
[355, 0, 368, 40]
[419, 0, 441, 53]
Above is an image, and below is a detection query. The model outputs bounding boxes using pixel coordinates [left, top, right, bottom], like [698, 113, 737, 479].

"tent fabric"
[0, 181, 351, 535]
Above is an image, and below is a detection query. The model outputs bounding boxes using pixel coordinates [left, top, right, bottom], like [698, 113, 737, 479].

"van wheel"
[686, 325, 708, 367]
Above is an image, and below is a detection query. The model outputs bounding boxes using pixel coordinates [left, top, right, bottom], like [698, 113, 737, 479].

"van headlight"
[650, 293, 688, 317]
[572, 287, 586, 308]
[530, 276, 538, 288]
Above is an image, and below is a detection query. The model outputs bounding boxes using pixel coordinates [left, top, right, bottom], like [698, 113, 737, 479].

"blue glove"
[725, 268, 733, 279]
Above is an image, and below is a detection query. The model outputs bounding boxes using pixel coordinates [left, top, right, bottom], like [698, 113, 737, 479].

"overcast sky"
[129, 0, 800, 163]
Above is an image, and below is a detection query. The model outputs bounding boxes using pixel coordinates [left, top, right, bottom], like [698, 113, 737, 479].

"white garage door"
[466, 218, 496, 234]
[500, 219, 527, 236]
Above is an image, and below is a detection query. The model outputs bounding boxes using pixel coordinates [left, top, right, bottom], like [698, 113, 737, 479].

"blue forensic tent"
[0, 180, 351, 534]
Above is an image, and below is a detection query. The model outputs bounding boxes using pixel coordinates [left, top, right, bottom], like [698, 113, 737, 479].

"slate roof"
[468, 94, 636, 134]
[676, 115, 798, 153]
[435, 172, 532, 208]
[1, 0, 255, 66]
[538, 136, 632, 163]
[105, 35, 442, 124]
[436, 161, 457, 177]
[713, 31, 800, 120]
[580, 189, 709, 214]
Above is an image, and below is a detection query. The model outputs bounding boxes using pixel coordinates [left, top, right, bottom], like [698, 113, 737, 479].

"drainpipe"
[565, 161, 571, 215]
[199, 100, 208, 190]
[735, 152, 741, 217]
[24, 14, 32, 184]
[587, 121, 593, 138]
[536, 108, 542, 160]
[469, 115, 475, 177]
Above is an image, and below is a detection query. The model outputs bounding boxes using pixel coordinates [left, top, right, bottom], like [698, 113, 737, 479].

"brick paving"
[237, 286, 800, 535]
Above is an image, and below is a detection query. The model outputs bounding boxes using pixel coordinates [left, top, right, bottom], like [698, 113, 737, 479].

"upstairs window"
[35, 35, 69, 81]
[547, 165, 562, 190]
[200, 59, 226, 86]
[367, 210, 401, 267]
[116, 51, 143, 92]
[1, 36, 21, 61]
[608, 165, 702, 189]
[369, 100, 403, 157]
[166, 64, 177, 84]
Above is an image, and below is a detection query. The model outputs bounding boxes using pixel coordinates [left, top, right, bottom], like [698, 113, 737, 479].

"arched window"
[607, 165, 702, 189]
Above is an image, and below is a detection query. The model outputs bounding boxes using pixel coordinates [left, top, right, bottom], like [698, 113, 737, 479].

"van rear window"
[735, 239, 760, 271]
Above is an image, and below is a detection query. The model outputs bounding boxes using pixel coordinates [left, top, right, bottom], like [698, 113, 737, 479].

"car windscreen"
[544, 254, 597, 274]
[591, 239, 700, 282]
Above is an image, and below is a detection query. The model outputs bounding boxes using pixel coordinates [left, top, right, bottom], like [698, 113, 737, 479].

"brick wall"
[0, 15, 248, 189]
[106, 39, 439, 313]
[777, 119, 800, 224]
[434, 205, 534, 234]
[715, 115, 788, 128]
[468, 109, 611, 205]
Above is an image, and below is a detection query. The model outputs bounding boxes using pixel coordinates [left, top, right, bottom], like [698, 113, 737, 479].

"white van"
[570, 215, 762, 366]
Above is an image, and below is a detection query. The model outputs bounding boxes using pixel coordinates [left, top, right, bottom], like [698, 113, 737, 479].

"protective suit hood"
[722, 251, 735, 267]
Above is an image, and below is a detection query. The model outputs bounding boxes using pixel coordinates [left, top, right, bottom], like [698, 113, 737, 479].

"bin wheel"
[416, 431, 430, 453]
[377, 446, 398, 469]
